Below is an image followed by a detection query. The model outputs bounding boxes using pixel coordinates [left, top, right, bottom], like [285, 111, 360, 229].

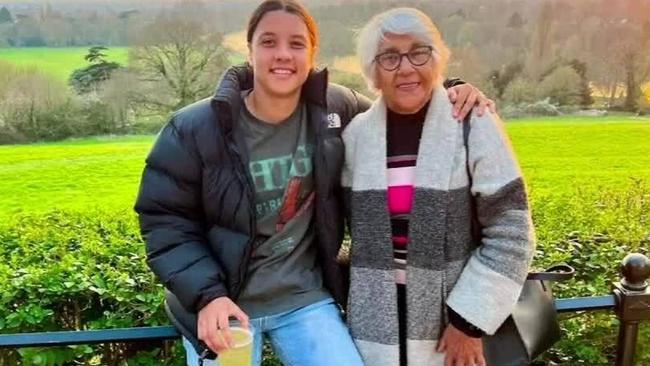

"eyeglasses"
[374, 46, 434, 71]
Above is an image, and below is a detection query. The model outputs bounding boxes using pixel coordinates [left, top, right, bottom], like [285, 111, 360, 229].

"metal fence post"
[613, 253, 650, 366]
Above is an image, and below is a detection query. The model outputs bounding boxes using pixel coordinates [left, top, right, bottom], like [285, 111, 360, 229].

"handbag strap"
[526, 264, 575, 281]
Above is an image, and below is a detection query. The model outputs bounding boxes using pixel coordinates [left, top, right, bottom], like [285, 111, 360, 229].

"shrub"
[532, 180, 650, 365]
[0, 211, 183, 366]
[502, 77, 537, 105]
[0, 211, 284, 365]
[1, 178, 648, 365]
[501, 98, 560, 118]
[538, 66, 583, 106]
[0, 63, 155, 144]
[525, 98, 561, 116]
[0, 64, 79, 143]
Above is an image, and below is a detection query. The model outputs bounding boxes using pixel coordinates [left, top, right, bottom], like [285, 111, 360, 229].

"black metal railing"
[1, 253, 648, 365]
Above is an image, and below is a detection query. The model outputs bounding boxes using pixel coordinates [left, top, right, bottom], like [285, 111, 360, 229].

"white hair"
[357, 7, 450, 92]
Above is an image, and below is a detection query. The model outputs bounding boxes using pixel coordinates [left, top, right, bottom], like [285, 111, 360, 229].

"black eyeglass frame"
[373, 45, 435, 71]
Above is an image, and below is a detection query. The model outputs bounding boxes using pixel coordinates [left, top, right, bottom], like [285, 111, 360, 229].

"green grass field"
[1, 115, 648, 221]
[0, 135, 150, 218]
[0, 47, 130, 82]
[507, 116, 650, 193]
[0, 46, 246, 84]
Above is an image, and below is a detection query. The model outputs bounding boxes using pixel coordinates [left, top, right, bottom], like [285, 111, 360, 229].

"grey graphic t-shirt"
[236, 92, 330, 317]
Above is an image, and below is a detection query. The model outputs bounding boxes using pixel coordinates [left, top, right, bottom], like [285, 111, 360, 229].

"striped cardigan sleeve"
[446, 111, 535, 335]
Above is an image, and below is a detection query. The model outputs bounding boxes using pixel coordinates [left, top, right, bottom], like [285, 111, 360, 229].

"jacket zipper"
[226, 134, 257, 301]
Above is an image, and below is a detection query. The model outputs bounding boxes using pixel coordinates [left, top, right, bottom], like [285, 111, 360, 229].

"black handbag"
[482, 264, 575, 366]
[461, 116, 575, 365]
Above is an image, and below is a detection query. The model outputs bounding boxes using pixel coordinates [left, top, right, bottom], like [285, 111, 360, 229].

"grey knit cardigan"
[341, 86, 535, 366]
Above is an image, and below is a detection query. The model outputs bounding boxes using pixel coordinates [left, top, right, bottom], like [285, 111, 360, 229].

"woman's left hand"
[436, 324, 486, 366]
[447, 83, 496, 122]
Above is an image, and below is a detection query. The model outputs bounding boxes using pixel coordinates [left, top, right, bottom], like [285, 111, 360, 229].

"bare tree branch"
[129, 8, 230, 112]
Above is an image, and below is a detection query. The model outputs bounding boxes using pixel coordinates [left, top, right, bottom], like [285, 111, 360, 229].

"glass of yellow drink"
[217, 325, 253, 366]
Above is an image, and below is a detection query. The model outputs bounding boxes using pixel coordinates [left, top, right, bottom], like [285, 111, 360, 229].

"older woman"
[342, 8, 535, 366]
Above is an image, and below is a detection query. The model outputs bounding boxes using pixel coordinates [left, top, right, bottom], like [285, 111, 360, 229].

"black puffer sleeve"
[134, 117, 228, 312]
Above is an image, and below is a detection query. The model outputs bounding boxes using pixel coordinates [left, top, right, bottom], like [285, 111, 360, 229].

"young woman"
[342, 8, 534, 366]
[135, 1, 493, 365]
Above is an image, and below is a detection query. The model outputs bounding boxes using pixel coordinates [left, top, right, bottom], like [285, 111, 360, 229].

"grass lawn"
[0, 115, 648, 221]
[0, 47, 130, 82]
[0, 46, 249, 82]
[0, 135, 152, 218]
[506, 115, 650, 194]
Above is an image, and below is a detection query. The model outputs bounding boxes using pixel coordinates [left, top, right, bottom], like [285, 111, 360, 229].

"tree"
[85, 46, 109, 63]
[622, 20, 650, 110]
[528, 2, 556, 78]
[488, 61, 524, 99]
[450, 8, 466, 19]
[0, 61, 74, 142]
[582, 0, 650, 110]
[639, 85, 650, 113]
[130, 12, 230, 112]
[10, 17, 46, 46]
[502, 77, 537, 105]
[567, 59, 594, 107]
[507, 11, 525, 29]
[69, 46, 123, 94]
[0, 6, 12, 24]
[541, 59, 594, 107]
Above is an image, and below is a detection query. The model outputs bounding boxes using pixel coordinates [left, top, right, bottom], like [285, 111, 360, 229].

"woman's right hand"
[198, 296, 249, 353]
[436, 323, 486, 366]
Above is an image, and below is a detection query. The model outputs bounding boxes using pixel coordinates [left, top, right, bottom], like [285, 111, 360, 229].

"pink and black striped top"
[386, 102, 428, 284]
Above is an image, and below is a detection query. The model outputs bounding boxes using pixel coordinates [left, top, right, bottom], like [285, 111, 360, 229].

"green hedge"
[1, 178, 648, 365]
[531, 181, 650, 365]
[0, 211, 183, 366]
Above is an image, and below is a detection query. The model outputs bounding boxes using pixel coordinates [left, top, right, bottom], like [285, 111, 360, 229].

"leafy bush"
[0, 61, 71, 143]
[525, 99, 562, 116]
[0, 60, 162, 144]
[0, 211, 184, 366]
[1, 179, 648, 365]
[501, 77, 537, 105]
[0, 211, 284, 365]
[501, 98, 560, 118]
[0, 62, 137, 144]
[531, 180, 650, 365]
[538, 66, 583, 106]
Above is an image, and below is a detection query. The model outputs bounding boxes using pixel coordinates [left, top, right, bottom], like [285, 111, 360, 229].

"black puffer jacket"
[134, 65, 371, 353]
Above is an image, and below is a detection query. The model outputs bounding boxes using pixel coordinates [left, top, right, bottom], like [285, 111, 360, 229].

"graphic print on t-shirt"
[248, 144, 313, 224]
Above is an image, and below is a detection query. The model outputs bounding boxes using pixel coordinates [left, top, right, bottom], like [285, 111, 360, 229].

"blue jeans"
[183, 298, 364, 366]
